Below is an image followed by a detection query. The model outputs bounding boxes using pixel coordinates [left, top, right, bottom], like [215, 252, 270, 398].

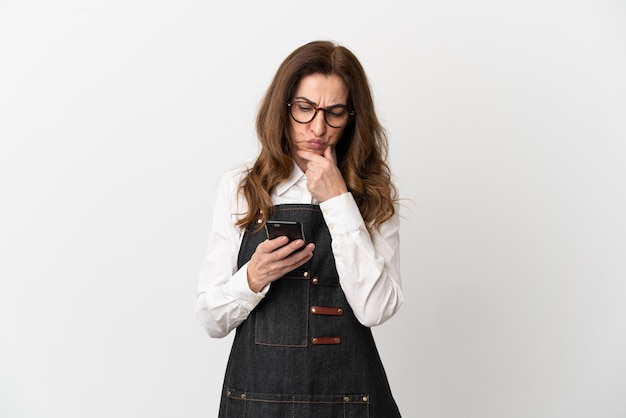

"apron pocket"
[254, 271, 310, 347]
[225, 389, 370, 418]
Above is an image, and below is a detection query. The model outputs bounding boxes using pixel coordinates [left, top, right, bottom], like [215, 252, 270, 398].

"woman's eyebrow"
[293, 96, 316, 104]
[292, 96, 347, 107]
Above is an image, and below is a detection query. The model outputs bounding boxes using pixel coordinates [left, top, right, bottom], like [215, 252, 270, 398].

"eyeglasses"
[287, 100, 355, 128]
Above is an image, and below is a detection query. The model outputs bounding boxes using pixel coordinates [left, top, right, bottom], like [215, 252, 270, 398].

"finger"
[323, 145, 333, 161]
[259, 236, 289, 252]
[256, 243, 315, 285]
[282, 243, 315, 266]
[272, 239, 306, 259]
[297, 149, 325, 163]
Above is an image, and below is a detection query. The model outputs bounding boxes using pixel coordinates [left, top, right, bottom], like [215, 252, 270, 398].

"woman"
[196, 40, 403, 417]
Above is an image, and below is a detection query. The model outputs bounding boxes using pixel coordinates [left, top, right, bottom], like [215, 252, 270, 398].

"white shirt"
[196, 164, 403, 338]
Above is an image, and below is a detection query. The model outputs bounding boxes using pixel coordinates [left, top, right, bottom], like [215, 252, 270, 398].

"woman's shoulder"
[214, 164, 252, 214]
[217, 164, 251, 191]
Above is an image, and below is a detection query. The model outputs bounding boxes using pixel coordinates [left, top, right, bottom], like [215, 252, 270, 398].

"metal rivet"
[311, 307, 317, 313]
[362, 396, 369, 402]
[311, 277, 318, 284]
[312, 338, 318, 344]
[256, 218, 262, 224]
[343, 396, 350, 402]
[303, 271, 309, 277]
[226, 390, 231, 396]
[240, 393, 246, 400]
[337, 308, 343, 314]
[335, 337, 341, 343]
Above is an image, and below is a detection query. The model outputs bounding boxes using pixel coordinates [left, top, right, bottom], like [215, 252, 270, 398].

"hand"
[247, 236, 315, 293]
[296, 146, 348, 202]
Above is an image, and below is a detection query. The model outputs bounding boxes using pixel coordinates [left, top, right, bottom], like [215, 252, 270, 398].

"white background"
[1, 1, 625, 417]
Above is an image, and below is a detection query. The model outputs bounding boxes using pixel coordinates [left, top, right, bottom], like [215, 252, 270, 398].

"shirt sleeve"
[195, 169, 267, 338]
[319, 192, 403, 327]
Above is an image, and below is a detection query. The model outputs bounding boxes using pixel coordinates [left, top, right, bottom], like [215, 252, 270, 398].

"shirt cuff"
[228, 262, 268, 312]
[319, 192, 366, 236]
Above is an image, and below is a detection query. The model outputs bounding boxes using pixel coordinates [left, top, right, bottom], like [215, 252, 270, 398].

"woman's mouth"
[307, 140, 325, 151]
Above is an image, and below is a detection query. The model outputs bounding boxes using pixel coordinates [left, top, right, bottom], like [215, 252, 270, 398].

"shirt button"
[328, 224, 334, 230]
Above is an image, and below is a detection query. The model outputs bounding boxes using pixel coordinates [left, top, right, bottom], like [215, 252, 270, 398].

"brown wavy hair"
[237, 40, 397, 232]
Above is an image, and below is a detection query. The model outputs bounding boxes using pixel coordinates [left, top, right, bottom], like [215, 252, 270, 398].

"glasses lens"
[290, 101, 316, 124]
[324, 105, 350, 128]
[289, 101, 354, 128]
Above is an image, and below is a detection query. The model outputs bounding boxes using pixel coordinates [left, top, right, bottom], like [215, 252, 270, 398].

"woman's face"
[287, 73, 349, 171]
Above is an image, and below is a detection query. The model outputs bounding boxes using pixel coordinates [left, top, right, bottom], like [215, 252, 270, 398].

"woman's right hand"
[246, 237, 315, 293]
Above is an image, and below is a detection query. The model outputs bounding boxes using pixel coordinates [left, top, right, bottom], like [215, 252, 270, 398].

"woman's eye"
[328, 108, 346, 118]
[298, 105, 312, 112]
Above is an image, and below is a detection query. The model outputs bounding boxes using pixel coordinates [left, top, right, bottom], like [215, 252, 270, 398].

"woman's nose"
[310, 110, 327, 136]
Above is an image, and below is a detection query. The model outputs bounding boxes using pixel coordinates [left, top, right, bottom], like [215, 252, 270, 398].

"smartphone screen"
[265, 220, 305, 243]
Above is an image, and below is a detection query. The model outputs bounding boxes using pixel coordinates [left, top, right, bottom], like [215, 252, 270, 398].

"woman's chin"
[308, 146, 327, 156]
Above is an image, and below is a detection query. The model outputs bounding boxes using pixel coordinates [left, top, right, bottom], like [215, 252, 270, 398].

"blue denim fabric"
[218, 204, 401, 417]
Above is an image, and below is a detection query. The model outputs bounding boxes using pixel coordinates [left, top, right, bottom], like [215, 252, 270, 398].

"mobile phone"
[265, 220, 305, 243]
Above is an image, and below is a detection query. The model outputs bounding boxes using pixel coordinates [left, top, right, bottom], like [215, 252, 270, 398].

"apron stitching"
[253, 276, 310, 347]
[305, 277, 310, 345]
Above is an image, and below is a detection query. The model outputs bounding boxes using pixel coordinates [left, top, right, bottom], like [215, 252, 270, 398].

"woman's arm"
[296, 148, 403, 327]
[319, 192, 403, 327]
[196, 168, 317, 338]
[195, 169, 266, 338]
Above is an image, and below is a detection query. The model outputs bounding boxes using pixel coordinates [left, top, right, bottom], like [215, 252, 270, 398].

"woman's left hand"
[297, 147, 348, 202]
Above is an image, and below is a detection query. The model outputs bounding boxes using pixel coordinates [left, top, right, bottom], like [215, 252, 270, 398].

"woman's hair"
[237, 40, 397, 232]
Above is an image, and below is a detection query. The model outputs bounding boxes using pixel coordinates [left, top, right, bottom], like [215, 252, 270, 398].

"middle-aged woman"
[196, 40, 403, 417]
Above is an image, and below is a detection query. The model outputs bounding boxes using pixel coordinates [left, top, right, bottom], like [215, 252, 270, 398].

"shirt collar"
[275, 162, 305, 196]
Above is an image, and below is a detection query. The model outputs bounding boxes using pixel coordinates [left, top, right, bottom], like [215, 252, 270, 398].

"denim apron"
[219, 204, 401, 418]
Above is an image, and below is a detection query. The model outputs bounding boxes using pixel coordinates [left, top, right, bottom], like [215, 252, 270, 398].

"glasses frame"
[287, 100, 355, 128]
